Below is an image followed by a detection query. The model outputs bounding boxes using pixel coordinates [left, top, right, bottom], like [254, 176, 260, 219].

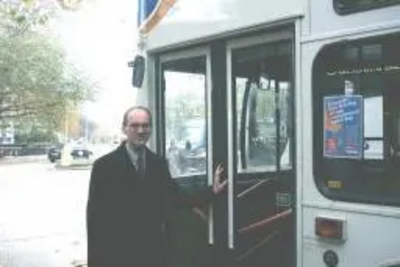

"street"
[0, 159, 90, 267]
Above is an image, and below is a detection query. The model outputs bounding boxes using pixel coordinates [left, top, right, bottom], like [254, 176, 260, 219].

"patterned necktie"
[137, 148, 145, 179]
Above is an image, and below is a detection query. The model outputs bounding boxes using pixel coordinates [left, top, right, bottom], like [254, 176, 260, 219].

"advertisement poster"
[324, 95, 363, 159]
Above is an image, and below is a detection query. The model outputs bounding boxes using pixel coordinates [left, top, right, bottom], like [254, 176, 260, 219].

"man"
[86, 106, 226, 267]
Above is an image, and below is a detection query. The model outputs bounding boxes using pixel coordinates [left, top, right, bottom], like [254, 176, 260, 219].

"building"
[0, 122, 15, 145]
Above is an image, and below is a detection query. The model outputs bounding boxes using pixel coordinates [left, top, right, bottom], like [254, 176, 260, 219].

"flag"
[137, 0, 177, 34]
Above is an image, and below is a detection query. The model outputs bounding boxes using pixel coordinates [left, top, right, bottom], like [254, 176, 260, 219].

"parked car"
[47, 145, 63, 163]
[70, 146, 93, 160]
[167, 119, 207, 175]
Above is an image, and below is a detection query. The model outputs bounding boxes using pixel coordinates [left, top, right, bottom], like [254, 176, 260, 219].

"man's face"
[123, 109, 152, 147]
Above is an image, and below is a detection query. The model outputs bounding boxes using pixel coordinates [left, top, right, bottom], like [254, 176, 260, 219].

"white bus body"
[134, 1, 400, 266]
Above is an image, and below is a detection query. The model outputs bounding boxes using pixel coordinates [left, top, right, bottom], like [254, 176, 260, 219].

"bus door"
[224, 30, 296, 267]
[159, 48, 214, 267]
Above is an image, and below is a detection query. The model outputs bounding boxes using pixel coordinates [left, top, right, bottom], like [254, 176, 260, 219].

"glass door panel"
[162, 56, 208, 182]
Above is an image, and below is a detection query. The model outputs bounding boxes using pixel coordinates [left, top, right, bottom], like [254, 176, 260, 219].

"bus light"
[315, 217, 345, 241]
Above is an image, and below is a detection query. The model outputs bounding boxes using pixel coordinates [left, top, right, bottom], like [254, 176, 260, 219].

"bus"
[132, 0, 400, 266]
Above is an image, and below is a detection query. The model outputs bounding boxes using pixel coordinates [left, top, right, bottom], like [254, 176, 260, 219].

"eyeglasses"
[126, 123, 151, 131]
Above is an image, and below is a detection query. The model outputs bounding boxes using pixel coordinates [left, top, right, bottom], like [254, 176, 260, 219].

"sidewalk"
[0, 155, 47, 165]
[55, 163, 92, 170]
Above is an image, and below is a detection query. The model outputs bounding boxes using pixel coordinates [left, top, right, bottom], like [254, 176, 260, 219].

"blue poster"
[324, 95, 363, 159]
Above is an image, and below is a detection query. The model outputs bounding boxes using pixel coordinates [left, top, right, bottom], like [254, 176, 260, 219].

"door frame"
[158, 46, 215, 243]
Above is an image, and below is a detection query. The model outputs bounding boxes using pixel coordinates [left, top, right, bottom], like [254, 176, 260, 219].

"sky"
[54, 0, 138, 133]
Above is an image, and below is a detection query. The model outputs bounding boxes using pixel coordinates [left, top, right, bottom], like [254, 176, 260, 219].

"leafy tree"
[0, 0, 57, 34]
[0, 0, 87, 33]
[0, 31, 96, 132]
[0, 0, 97, 139]
[14, 127, 58, 144]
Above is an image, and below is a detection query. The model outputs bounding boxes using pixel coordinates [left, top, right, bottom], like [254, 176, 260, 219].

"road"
[0, 160, 90, 267]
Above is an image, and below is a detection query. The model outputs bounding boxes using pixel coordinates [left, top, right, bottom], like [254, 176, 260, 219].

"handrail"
[238, 208, 293, 235]
[237, 178, 273, 199]
[237, 231, 280, 262]
[192, 207, 208, 222]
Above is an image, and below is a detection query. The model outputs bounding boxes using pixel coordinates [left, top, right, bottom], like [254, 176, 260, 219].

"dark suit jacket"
[86, 142, 213, 267]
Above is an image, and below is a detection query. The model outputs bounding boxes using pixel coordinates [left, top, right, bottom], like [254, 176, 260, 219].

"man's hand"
[213, 164, 228, 194]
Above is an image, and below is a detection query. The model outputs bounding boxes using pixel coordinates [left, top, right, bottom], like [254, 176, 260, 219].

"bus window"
[334, 0, 400, 15]
[232, 41, 293, 173]
[161, 56, 208, 179]
[313, 33, 400, 205]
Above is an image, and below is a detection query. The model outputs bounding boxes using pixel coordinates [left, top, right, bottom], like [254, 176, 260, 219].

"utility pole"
[85, 116, 89, 143]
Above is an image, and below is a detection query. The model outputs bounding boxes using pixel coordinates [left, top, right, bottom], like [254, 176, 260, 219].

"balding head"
[122, 106, 152, 148]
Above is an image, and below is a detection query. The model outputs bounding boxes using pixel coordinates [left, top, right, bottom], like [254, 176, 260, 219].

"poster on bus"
[323, 95, 363, 159]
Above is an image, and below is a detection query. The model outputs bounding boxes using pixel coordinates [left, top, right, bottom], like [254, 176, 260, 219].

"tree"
[0, 0, 87, 34]
[0, 0, 96, 140]
[0, 31, 96, 132]
[14, 127, 58, 144]
[0, 0, 57, 35]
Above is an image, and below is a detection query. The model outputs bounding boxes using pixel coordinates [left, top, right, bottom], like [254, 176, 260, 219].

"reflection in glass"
[232, 42, 293, 173]
[162, 57, 207, 178]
